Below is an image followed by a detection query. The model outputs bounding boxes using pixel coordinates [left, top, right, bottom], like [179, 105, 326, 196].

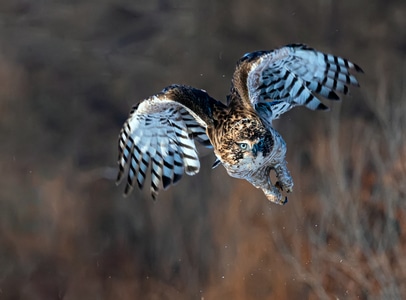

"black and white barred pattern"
[116, 44, 362, 203]
[245, 44, 363, 120]
[116, 95, 209, 199]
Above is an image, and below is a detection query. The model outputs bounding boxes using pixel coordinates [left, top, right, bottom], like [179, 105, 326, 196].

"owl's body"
[117, 44, 363, 204]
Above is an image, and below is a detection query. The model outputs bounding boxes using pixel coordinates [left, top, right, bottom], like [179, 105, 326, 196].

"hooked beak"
[252, 139, 265, 157]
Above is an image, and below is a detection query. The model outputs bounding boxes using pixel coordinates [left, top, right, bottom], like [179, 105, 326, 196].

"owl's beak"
[252, 144, 259, 157]
[252, 139, 265, 157]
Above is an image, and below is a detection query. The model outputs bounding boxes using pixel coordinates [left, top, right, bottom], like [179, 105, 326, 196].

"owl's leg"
[245, 167, 287, 205]
[262, 182, 288, 205]
[273, 161, 294, 193]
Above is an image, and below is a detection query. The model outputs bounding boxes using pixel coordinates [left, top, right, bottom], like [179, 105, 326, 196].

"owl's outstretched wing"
[116, 84, 225, 199]
[235, 44, 363, 121]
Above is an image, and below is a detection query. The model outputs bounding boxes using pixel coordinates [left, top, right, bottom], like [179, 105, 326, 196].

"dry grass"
[0, 0, 405, 299]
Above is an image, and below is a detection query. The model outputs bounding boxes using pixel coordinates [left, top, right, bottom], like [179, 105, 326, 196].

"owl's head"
[218, 117, 274, 166]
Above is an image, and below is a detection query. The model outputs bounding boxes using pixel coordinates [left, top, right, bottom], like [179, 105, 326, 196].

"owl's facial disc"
[236, 138, 265, 158]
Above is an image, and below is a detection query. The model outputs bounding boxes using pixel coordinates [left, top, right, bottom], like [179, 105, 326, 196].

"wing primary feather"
[162, 151, 174, 189]
[136, 152, 150, 189]
[116, 85, 220, 198]
[117, 134, 134, 185]
[304, 93, 329, 111]
[173, 150, 184, 184]
[151, 153, 164, 199]
[353, 63, 364, 73]
[116, 123, 133, 184]
[239, 44, 362, 120]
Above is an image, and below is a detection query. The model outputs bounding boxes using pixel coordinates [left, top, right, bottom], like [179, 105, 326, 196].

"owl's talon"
[275, 181, 283, 191]
[262, 185, 287, 205]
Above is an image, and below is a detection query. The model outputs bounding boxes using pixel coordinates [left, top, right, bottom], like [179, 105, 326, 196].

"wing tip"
[123, 183, 134, 197]
[316, 102, 330, 111]
[327, 91, 340, 100]
[353, 63, 364, 74]
[150, 189, 158, 201]
[162, 175, 172, 190]
[185, 165, 199, 175]
[173, 173, 183, 184]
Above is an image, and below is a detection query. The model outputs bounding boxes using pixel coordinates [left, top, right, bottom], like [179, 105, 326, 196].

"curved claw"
[247, 165, 291, 205]
[275, 181, 283, 191]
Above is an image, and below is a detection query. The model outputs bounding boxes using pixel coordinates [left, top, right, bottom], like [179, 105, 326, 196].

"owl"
[116, 44, 363, 205]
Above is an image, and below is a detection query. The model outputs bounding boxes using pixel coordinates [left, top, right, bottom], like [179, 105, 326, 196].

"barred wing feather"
[116, 94, 211, 199]
[244, 44, 364, 120]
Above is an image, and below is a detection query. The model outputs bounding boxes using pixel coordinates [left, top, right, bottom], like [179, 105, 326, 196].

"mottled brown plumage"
[117, 44, 363, 204]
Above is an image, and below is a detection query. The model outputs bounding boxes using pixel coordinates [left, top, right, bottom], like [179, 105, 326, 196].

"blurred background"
[0, 0, 405, 299]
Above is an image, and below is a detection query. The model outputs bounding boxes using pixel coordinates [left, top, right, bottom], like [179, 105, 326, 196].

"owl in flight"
[116, 44, 363, 205]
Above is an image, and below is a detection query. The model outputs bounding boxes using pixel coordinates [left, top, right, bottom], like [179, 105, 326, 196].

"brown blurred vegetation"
[0, 0, 405, 299]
